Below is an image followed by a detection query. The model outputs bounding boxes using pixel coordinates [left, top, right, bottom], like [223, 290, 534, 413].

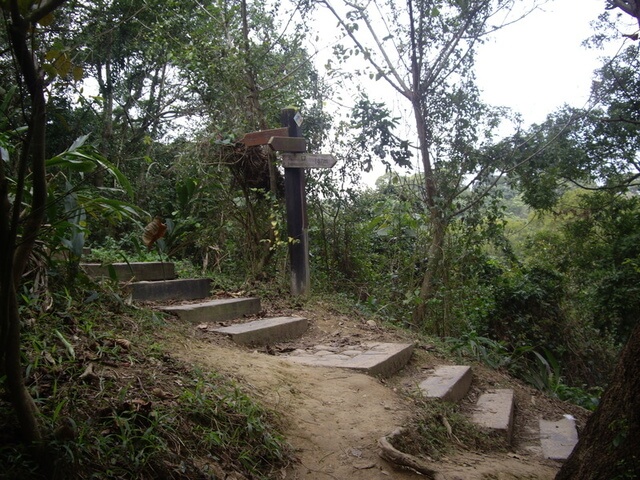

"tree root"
[377, 427, 440, 479]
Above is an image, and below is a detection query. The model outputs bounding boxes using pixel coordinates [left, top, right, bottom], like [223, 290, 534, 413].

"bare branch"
[424, 0, 490, 87]
[609, 0, 640, 23]
[343, 0, 411, 93]
[319, 0, 411, 98]
[564, 173, 640, 191]
[26, 0, 67, 25]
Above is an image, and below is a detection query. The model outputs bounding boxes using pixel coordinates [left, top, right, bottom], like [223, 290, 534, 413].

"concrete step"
[129, 278, 211, 302]
[471, 389, 515, 444]
[81, 262, 176, 282]
[419, 365, 473, 402]
[212, 316, 308, 346]
[284, 342, 414, 378]
[160, 297, 261, 323]
[539, 416, 578, 461]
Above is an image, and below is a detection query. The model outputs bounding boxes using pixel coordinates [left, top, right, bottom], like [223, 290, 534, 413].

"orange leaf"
[142, 216, 167, 250]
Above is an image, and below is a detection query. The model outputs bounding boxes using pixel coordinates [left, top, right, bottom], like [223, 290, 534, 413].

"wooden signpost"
[237, 127, 289, 147]
[268, 136, 307, 153]
[238, 108, 336, 296]
[280, 108, 309, 296]
[281, 153, 337, 169]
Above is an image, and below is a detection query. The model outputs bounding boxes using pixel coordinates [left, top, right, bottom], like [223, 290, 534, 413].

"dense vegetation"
[2, 0, 640, 477]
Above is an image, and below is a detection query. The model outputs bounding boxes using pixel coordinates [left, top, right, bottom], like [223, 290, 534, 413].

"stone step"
[81, 262, 176, 282]
[539, 416, 578, 461]
[160, 297, 261, 323]
[284, 342, 414, 378]
[129, 278, 211, 302]
[419, 365, 473, 402]
[471, 389, 515, 444]
[212, 316, 308, 346]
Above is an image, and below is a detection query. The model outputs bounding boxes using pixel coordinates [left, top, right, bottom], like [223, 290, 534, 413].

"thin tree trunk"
[96, 32, 114, 188]
[239, 0, 280, 279]
[409, 39, 447, 330]
[412, 213, 447, 332]
[4, 288, 42, 443]
[0, 0, 62, 446]
[240, 0, 278, 195]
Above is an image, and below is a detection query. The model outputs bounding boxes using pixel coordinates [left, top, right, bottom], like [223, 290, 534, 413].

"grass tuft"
[391, 396, 507, 461]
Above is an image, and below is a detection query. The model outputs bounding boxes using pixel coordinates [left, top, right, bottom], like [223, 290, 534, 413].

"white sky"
[475, 0, 621, 126]
[304, 0, 633, 185]
[309, 0, 624, 122]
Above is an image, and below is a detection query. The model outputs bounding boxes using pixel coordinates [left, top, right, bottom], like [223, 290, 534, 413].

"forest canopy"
[1, 0, 640, 478]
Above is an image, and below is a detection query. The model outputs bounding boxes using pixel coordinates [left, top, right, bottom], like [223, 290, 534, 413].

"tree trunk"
[412, 211, 447, 333]
[409, 36, 448, 331]
[556, 321, 640, 479]
[0, 0, 62, 447]
[95, 33, 114, 188]
[3, 289, 42, 443]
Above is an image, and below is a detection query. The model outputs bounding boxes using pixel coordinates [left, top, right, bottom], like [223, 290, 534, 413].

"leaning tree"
[555, 2, 640, 477]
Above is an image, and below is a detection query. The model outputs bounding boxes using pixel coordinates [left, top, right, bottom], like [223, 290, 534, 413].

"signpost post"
[281, 153, 337, 169]
[281, 108, 310, 296]
[238, 109, 336, 296]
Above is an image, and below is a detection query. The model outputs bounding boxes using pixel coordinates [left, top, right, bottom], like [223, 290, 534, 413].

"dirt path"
[172, 339, 422, 479]
[167, 303, 580, 479]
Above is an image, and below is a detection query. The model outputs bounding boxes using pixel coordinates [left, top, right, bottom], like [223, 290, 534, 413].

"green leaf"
[46, 154, 96, 172]
[72, 66, 84, 82]
[68, 134, 90, 152]
[54, 329, 75, 360]
[107, 264, 118, 282]
[93, 156, 135, 200]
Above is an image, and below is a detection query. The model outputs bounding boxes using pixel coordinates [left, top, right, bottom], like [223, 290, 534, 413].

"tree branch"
[563, 173, 640, 191]
[378, 428, 440, 479]
[609, 0, 640, 27]
[26, 0, 67, 25]
[343, 0, 411, 94]
[602, 116, 640, 125]
[319, 0, 410, 99]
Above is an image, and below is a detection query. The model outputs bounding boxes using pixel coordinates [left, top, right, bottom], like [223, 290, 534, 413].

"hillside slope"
[164, 299, 589, 479]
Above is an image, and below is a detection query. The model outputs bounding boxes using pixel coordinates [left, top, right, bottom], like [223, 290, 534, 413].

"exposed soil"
[163, 299, 590, 480]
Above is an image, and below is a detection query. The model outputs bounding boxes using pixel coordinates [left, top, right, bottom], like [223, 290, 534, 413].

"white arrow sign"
[281, 153, 337, 169]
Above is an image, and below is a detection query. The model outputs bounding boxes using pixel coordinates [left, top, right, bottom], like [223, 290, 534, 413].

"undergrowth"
[447, 331, 603, 411]
[392, 396, 506, 461]
[0, 276, 292, 479]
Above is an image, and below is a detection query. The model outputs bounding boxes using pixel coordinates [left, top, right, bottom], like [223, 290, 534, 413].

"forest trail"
[164, 300, 586, 480]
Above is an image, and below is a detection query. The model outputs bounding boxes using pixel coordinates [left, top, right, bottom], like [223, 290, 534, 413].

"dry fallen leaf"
[142, 216, 167, 250]
[79, 363, 99, 384]
[115, 338, 131, 350]
[152, 387, 176, 400]
[43, 351, 56, 365]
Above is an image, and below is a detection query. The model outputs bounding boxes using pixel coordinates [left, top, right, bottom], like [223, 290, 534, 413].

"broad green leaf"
[37, 12, 54, 26]
[68, 134, 90, 152]
[72, 66, 84, 82]
[46, 155, 96, 172]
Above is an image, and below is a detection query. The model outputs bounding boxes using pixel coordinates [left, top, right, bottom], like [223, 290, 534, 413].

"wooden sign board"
[269, 136, 307, 152]
[281, 153, 337, 169]
[237, 127, 289, 147]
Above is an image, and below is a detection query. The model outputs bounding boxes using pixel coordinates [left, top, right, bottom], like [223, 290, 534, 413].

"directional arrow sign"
[281, 153, 337, 169]
[237, 127, 289, 147]
[268, 136, 307, 152]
